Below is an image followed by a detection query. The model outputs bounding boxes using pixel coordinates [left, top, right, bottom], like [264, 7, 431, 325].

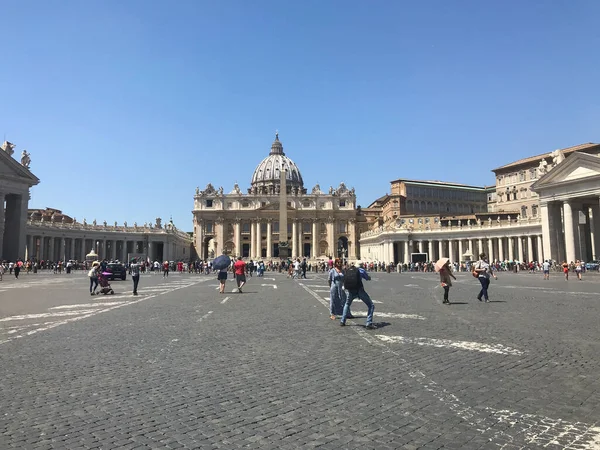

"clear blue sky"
[2, 1, 599, 231]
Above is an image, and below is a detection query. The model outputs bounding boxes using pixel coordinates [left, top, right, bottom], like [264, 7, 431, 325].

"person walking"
[130, 258, 140, 295]
[473, 252, 497, 302]
[575, 260, 583, 280]
[340, 263, 374, 329]
[233, 256, 246, 293]
[561, 261, 569, 280]
[301, 258, 307, 279]
[542, 260, 550, 280]
[328, 258, 349, 320]
[14, 260, 22, 279]
[163, 260, 169, 277]
[88, 262, 99, 295]
[217, 267, 228, 293]
[439, 260, 457, 304]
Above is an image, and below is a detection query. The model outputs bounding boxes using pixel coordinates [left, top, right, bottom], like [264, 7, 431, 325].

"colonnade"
[541, 200, 600, 264]
[374, 234, 545, 265]
[25, 234, 174, 263]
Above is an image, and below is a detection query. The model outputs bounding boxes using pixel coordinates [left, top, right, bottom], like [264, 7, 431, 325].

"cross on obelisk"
[278, 168, 289, 259]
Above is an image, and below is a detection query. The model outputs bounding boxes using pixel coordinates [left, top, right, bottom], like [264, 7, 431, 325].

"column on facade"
[468, 239, 475, 258]
[311, 221, 318, 260]
[0, 191, 4, 259]
[539, 202, 552, 264]
[197, 219, 205, 260]
[458, 240, 463, 263]
[58, 237, 64, 261]
[250, 220, 256, 259]
[537, 235, 543, 262]
[477, 239, 483, 258]
[563, 201, 576, 262]
[427, 240, 433, 261]
[418, 240, 423, 253]
[216, 220, 224, 257]
[589, 206, 597, 261]
[233, 220, 241, 258]
[256, 220, 262, 259]
[527, 236, 533, 263]
[498, 237, 504, 262]
[25, 235, 32, 260]
[516, 236, 523, 262]
[448, 240, 454, 263]
[266, 220, 272, 259]
[326, 220, 334, 259]
[349, 219, 357, 260]
[18, 193, 28, 261]
[438, 240, 443, 259]
[292, 221, 298, 258]
[404, 241, 410, 264]
[49, 236, 55, 262]
[488, 238, 493, 261]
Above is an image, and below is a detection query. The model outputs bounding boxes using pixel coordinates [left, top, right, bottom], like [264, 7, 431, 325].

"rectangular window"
[339, 200, 346, 207]
[206, 199, 213, 207]
[273, 221, 279, 232]
[519, 171, 526, 182]
[339, 221, 347, 233]
[303, 222, 311, 233]
[532, 205, 538, 217]
[206, 222, 213, 233]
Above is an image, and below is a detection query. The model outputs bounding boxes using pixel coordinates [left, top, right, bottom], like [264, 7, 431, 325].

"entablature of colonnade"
[531, 152, 600, 202]
[360, 218, 542, 244]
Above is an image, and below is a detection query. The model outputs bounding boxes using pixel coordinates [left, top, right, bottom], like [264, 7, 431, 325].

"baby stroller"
[97, 272, 115, 295]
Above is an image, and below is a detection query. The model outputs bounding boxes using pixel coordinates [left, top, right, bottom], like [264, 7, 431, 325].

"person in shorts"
[542, 260, 550, 280]
[217, 267, 228, 293]
[233, 256, 246, 293]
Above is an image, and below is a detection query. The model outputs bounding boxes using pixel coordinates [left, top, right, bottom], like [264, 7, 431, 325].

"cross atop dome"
[270, 131, 284, 156]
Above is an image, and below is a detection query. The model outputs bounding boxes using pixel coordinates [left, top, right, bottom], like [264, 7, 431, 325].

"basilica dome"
[250, 134, 304, 192]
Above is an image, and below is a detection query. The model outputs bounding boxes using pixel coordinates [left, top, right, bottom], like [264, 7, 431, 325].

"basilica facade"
[192, 134, 359, 261]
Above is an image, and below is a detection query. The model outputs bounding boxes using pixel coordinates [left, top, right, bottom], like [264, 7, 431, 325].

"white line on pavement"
[221, 296, 230, 304]
[0, 310, 99, 321]
[261, 284, 278, 289]
[197, 311, 213, 323]
[322, 297, 383, 304]
[373, 313, 426, 320]
[376, 335, 523, 356]
[50, 302, 128, 310]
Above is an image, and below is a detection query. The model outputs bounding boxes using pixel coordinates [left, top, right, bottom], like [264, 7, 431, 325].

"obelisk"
[278, 168, 290, 259]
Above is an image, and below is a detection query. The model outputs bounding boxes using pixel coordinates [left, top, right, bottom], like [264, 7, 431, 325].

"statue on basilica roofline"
[21, 150, 31, 168]
[1, 141, 15, 156]
[551, 149, 565, 167]
[538, 158, 548, 175]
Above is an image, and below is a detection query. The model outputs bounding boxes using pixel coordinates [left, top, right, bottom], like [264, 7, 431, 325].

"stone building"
[192, 134, 359, 261]
[1, 141, 191, 262]
[491, 142, 600, 218]
[360, 142, 600, 265]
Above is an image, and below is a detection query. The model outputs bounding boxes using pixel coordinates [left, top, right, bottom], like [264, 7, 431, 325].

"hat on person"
[479, 253, 487, 259]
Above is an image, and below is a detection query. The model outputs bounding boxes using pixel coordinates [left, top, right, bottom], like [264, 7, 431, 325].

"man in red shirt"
[233, 256, 247, 293]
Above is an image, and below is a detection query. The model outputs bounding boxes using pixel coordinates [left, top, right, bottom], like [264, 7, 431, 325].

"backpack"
[344, 266, 361, 292]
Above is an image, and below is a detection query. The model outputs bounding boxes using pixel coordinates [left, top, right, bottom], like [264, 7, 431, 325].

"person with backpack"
[340, 262, 375, 329]
[473, 252, 497, 302]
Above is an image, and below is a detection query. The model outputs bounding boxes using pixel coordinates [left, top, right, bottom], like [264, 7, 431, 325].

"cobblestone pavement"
[0, 270, 599, 449]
